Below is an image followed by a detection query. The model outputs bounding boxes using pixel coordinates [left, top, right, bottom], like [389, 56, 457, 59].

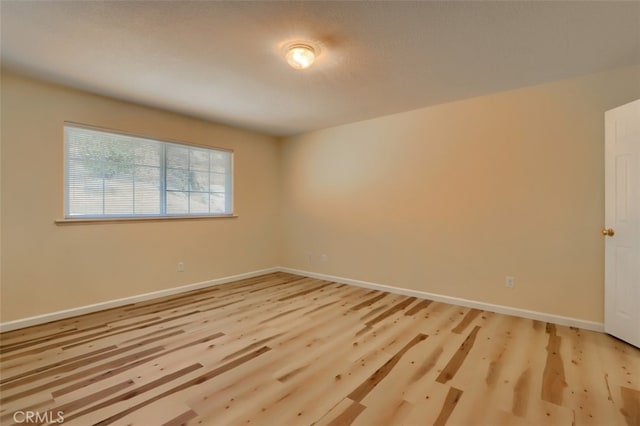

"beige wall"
[280, 66, 640, 322]
[0, 72, 281, 322]
[2, 66, 639, 325]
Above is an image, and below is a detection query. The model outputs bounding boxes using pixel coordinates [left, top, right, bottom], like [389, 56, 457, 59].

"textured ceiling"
[1, 1, 639, 136]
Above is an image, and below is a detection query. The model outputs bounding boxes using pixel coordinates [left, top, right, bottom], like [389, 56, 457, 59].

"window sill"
[55, 215, 238, 225]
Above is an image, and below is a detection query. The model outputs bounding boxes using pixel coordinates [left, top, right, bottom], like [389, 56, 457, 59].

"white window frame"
[63, 122, 234, 220]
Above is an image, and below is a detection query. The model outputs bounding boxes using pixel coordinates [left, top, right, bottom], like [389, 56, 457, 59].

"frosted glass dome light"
[285, 43, 316, 70]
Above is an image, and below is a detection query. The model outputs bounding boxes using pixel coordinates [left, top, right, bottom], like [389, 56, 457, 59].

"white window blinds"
[64, 124, 233, 218]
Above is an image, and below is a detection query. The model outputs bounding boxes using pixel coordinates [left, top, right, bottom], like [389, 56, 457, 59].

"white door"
[604, 99, 640, 348]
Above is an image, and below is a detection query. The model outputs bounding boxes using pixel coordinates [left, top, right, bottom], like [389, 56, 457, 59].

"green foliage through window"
[64, 124, 233, 218]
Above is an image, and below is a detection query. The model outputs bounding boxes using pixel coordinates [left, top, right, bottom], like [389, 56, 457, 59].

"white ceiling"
[1, 1, 639, 136]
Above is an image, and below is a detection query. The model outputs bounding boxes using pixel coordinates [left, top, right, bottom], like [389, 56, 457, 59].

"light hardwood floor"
[0, 272, 638, 425]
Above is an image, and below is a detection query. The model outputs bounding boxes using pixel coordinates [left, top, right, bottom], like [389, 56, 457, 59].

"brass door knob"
[602, 228, 615, 237]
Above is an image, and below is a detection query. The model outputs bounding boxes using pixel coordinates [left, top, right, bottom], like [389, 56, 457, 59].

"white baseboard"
[0, 267, 279, 333]
[0, 266, 604, 333]
[280, 267, 605, 333]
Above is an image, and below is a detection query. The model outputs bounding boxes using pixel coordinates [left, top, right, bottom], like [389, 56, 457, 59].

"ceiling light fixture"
[285, 43, 317, 70]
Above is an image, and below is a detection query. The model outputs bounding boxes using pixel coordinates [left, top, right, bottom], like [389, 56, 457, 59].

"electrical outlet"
[177, 262, 185, 272]
[505, 276, 515, 288]
[320, 254, 328, 262]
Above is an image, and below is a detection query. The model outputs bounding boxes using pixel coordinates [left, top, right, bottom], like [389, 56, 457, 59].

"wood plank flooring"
[0, 272, 638, 425]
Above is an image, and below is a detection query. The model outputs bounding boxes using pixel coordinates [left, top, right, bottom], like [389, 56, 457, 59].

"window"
[64, 124, 233, 218]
